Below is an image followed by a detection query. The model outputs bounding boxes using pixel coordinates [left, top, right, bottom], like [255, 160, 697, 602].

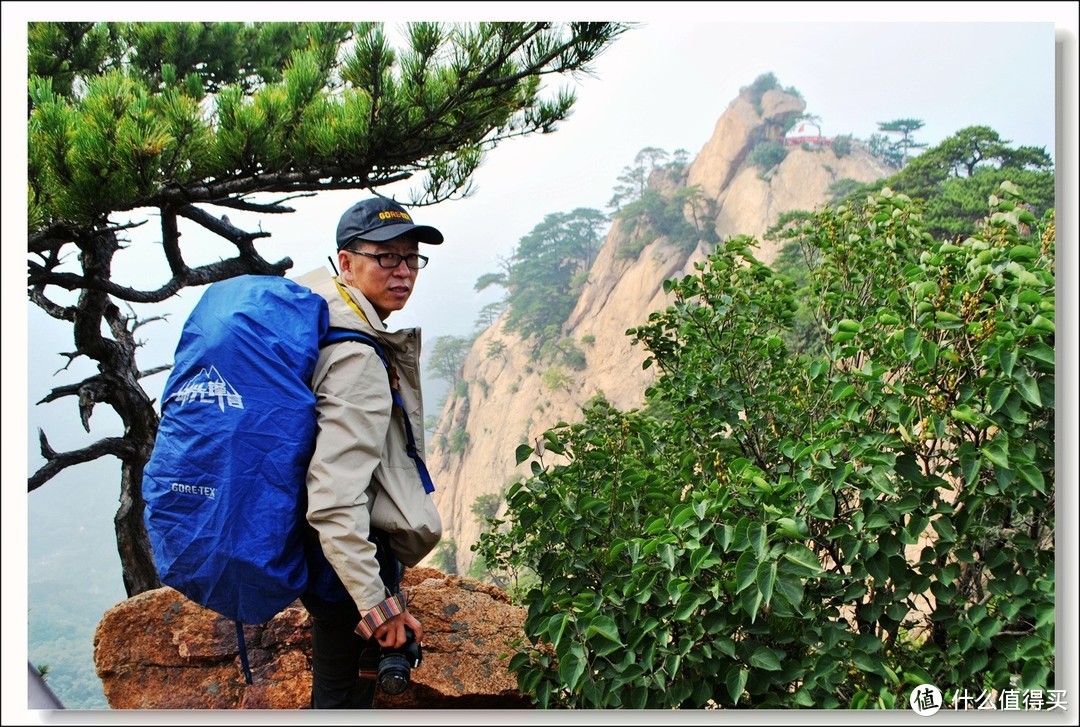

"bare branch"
[51, 352, 82, 374]
[28, 251, 294, 303]
[29, 429, 135, 492]
[131, 313, 170, 333]
[138, 364, 172, 380]
[29, 218, 147, 255]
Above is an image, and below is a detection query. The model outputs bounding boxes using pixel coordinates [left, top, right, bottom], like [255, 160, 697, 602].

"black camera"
[359, 626, 422, 695]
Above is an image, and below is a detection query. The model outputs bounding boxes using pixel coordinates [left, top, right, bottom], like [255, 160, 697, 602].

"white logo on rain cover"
[168, 365, 244, 412]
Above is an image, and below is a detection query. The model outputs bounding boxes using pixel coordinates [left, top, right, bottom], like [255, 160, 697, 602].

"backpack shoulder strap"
[320, 327, 435, 494]
[321, 327, 388, 362]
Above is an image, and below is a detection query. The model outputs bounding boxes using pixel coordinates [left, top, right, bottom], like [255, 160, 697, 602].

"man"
[293, 197, 444, 708]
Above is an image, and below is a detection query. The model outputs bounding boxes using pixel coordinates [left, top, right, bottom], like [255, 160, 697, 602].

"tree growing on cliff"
[877, 118, 928, 168]
[477, 184, 1055, 709]
[428, 334, 473, 389]
[27, 20, 629, 597]
[477, 207, 608, 349]
[844, 125, 1054, 241]
[607, 146, 669, 211]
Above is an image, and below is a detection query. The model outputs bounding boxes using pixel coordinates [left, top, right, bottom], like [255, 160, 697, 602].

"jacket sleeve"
[306, 341, 393, 612]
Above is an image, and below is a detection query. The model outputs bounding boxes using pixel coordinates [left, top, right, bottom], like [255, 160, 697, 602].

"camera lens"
[378, 654, 411, 695]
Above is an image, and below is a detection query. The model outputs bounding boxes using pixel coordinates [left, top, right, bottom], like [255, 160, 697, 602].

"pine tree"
[27, 21, 629, 596]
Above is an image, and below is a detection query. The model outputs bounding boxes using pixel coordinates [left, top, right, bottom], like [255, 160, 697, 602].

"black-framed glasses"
[345, 250, 429, 270]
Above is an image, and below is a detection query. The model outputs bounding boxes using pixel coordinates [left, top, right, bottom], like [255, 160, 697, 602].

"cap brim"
[349, 222, 444, 246]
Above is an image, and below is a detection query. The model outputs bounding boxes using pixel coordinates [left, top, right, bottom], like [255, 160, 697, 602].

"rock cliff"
[427, 81, 890, 577]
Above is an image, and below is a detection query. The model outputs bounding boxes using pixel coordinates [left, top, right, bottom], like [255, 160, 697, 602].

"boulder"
[93, 568, 532, 709]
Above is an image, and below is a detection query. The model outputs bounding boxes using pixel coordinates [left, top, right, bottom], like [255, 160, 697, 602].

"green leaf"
[674, 592, 708, 621]
[715, 637, 736, 658]
[773, 570, 804, 610]
[1019, 660, 1050, 692]
[740, 587, 763, 621]
[810, 490, 836, 520]
[757, 560, 777, 604]
[1025, 315, 1055, 336]
[690, 678, 713, 707]
[998, 348, 1017, 377]
[981, 438, 1010, 469]
[644, 516, 667, 535]
[725, 667, 748, 704]
[1024, 341, 1054, 366]
[581, 679, 603, 707]
[558, 648, 586, 691]
[959, 442, 981, 486]
[903, 328, 920, 359]
[829, 463, 850, 488]
[1036, 602, 1055, 629]
[731, 517, 751, 552]
[783, 544, 823, 575]
[749, 646, 782, 671]
[851, 650, 880, 674]
[735, 551, 758, 593]
[987, 381, 1010, 413]
[1007, 244, 1039, 262]
[658, 542, 676, 570]
[832, 382, 857, 401]
[546, 612, 569, 645]
[950, 405, 981, 425]
[776, 517, 809, 539]
[867, 469, 898, 496]
[931, 516, 957, 542]
[521, 668, 544, 702]
[689, 543, 717, 573]
[586, 615, 622, 645]
[1016, 463, 1046, 494]
[865, 550, 889, 581]
[671, 504, 697, 528]
[748, 522, 766, 558]
[935, 310, 964, 329]
[1015, 374, 1042, 406]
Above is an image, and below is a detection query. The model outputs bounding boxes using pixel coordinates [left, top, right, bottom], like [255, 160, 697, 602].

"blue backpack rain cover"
[143, 274, 330, 626]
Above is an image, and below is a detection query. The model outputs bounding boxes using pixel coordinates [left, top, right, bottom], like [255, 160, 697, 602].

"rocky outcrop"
[93, 568, 531, 709]
[686, 86, 806, 201]
[427, 80, 890, 576]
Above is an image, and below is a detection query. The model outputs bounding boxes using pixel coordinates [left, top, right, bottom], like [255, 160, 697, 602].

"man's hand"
[370, 609, 423, 649]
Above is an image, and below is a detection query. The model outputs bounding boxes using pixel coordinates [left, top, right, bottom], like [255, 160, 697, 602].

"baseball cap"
[336, 198, 444, 250]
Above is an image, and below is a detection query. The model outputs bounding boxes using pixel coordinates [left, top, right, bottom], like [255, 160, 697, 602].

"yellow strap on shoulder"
[333, 276, 371, 325]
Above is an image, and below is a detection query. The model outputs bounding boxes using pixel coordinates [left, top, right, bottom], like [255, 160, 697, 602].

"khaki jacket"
[293, 267, 442, 612]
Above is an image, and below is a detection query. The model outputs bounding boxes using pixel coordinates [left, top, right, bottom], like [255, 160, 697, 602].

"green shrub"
[449, 425, 470, 455]
[541, 365, 572, 392]
[477, 185, 1055, 709]
[749, 140, 787, 172]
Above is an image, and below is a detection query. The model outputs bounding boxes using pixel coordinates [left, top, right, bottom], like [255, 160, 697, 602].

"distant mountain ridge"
[426, 80, 892, 576]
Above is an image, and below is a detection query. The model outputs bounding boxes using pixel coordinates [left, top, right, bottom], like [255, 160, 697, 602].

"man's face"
[338, 236, 422, 321]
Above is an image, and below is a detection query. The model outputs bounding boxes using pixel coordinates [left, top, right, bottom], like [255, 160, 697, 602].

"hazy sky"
[4, 2, 1077, 722]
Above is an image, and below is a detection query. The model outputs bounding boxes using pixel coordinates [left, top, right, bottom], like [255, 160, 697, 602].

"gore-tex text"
[171, 482, 216, 499]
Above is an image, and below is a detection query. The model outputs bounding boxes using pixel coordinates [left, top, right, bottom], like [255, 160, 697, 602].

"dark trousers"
[300, 591, 378, 709]
[301, 529, 403, 709]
